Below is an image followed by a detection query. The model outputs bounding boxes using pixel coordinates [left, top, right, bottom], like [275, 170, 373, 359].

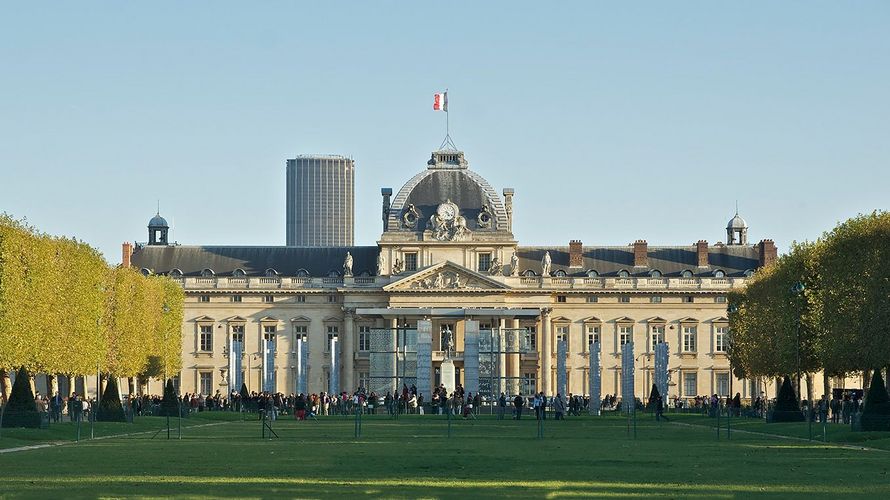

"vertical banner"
[263, 339, 275, 393]
[229, 336, 243, 395]
[621, 342, 635, 414]
[330, 338, 339, 395]
[416, 320, 432, 400]
[654, 342, 669, 406]
[589, 341, 601, 415]
[464, 320, 480, 395]
[557, 339, 567, 397]
[297, 339, 309, 394]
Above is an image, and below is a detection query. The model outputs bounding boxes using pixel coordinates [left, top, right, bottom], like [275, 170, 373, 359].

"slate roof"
[131, 245, 379, 277]
[515, 245, 760, 277]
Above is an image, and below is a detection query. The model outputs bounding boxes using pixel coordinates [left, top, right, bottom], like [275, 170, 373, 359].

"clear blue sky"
[1, 2, 887, 263]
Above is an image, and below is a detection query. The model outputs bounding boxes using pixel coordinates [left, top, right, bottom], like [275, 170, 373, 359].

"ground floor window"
[683, 372, 697, 397]
[358, 371, 370, 391]
[716, 372, 730, 396]
[199, 372, 212, 396]
[522, 372, 536, 395]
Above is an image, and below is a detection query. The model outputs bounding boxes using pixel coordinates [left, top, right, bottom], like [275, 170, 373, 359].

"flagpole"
[445, 88, 449, 140]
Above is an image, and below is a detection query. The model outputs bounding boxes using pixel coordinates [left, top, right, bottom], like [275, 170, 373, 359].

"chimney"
[121, 242, 133, 268]
[569, 240, 583, 267]
[503, 188, 514, 232]
[696, 240, 709, 267]
[381, 188, 392, 231]
[758, 239, 777, 268]
[633, 240, 648, 268]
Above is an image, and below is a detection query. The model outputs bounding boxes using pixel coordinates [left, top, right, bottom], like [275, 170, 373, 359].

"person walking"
[513, 394, 524, 420]
[655, 394, 669, 421]
[554, 393, 565, 420]
[497, 392, 506, 420]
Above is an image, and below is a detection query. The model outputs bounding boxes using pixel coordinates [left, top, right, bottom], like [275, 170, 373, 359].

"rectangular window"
[619, 325, 633, 346]
[525, 326, 537, 350]
[264, 295, 274, 303]
[293, 325, 308, 343]
[359, 326, 371, 351]
[232, 295, 242, 303]
[715, 326, 728, 353]
[522, 372, 537, 396]
[263, 325, 277, 349]
[650, 296, 662, 303]
[358, 371, 370, 391]
[586, 295, 598, 303]
[683, 372, 697, 397]
[478, 253, 491, 272]
[556, 295, 567, 303]
[199, 325, 213, 352]
[683, 326, 697, 352]
[683, 296, 695, 303]
[716, 372, 730, 396]
[328, 295, 338, 303]
[586, 325, 600, 347]
[556, 325, 569, 344]
[404, 252, 418, 271]
[650, 325, 665, 349]
[199, 295, 210, 303]
[326, 325, 339, 351]
[296, 295, 306, 303]
[619, 296, 631, 303]
[231, 324, 245, 343]
[199, 372, 212, 396]
[715, 296, 727, 303]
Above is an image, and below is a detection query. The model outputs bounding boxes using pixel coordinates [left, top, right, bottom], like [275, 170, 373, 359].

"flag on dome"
[433, 92, 447, 112]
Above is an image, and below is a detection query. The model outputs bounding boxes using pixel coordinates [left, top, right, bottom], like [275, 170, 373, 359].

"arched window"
[744, 269, 755, 277]
[522, 269, 537, 277]
[358, 270, 371, 277]
[714, 269, 726, 278]
[650, 270, 662, 278]
[296, 269, 310, 277]
[265, 268, 279, 277]
[169, 268, 183, 278]
[554, 270, 567, 277]
[140, 268, 152, 276]
[681, 270, 694, 278]
[618, 270, 630, 278]
[233, 268, 246, 277]
[201, 268, 215, 278]
[328, 270, 341, 278]
[586, 270, 599, 278]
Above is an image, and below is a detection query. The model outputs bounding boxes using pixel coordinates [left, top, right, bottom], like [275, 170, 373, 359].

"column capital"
[341, 307, 356, 318]
[540, 307, 553, 317]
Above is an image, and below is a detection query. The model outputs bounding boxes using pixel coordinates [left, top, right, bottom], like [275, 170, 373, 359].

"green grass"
[1, 412, 889, 498]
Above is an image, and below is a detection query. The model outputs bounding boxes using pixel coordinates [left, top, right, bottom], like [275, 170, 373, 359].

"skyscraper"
[286, 155, 354, 246]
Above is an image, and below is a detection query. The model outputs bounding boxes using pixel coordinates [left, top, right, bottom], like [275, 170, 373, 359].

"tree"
[1, 367, 40, 428]
[771, 376, 804, 422]
[860, 370, 890, 431]
[646, 383, 661, 411]
[97, 376, 125, 422]
[159, 378, 180, 417]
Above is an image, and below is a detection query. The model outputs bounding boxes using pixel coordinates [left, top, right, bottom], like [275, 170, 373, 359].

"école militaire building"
[128, 148, 777, 403]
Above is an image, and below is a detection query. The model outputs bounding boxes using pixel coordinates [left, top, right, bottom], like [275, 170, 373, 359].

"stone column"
[342, 309, 355, 394]
[498, 318, 507, 395]
[541, 308, 552, 396]
[389, 317, 399, 394]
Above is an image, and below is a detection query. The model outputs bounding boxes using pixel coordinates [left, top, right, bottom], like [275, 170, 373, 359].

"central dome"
[385, 150, 509, 234]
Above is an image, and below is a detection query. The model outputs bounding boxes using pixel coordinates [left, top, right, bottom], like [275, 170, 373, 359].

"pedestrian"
[513, 394, 524, 420]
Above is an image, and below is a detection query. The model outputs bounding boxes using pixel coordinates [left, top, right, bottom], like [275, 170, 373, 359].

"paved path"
[0, 421, 230, 455]
[670, 420, 888, 453]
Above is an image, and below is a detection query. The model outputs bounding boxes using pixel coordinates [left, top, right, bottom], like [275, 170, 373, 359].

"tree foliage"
[0, 214, 183, 382]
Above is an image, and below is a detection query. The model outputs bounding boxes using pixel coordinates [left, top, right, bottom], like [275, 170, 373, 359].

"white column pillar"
[389, 317, 398, 394]
[342, 309, 355, 394]
[498, 318, 507, 395]
[541, 308, 552, 396]
[510, 318, 521, 395]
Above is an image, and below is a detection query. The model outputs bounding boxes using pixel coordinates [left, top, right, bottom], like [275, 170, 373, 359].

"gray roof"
[148, 214, 168, 228]
[515, 245, 760, 277]
[727, 214, 747, 229]
[131, 245, 378, 277]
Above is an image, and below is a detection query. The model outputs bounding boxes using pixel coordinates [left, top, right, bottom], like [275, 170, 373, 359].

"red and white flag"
[433, 92, 448, 112]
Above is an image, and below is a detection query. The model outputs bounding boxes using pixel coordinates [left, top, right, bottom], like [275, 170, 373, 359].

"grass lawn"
[1, 411, 889, 498]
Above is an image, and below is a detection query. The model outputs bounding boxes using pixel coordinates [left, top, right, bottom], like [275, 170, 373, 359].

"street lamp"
[791, 282, 805, 401]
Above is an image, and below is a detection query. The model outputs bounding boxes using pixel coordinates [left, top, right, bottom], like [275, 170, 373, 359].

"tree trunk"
[805, 373, 814, 402]
[29, 374, 37, 396]
[863, 370, 871, 391]
[823, 372, 831, 400]
[128, 377, 136, 396]
[0, 369, 10, 403]
[47, 373, 58, 397]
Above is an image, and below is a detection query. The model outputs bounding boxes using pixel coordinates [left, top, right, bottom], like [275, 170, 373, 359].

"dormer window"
[744, 269, 755, 277]
[201, 269, 215, 278]
[522, 270, 537, 277]
[554, 270, 567, 277]
[170, 269, 183, 278]
[618, 270, 630, 278]
[265, 268, 279, 277]
[587, 270, 599, 278]
[681, 270, 694, 278]
[328, 270, 341, 278]
[140, 268, 152, 276]
[296, 269, 310, 277]
[233, 268, 246, 277]
[650, 270, 662, 278]
[714, 270, 726, 278]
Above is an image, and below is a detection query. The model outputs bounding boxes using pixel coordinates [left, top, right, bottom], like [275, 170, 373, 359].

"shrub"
[97, 377, 126, 422]
[159, 378, 180, 417]
[859, 370, 890, 432]
[1, 367, 40, 428]
[771, 376, 804, 422]
[646, 384, 661, 411]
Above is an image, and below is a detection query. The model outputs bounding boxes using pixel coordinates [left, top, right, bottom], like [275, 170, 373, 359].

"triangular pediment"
[259, 316, 280, 323]
[194, 315, 215, 322]
[384, 261, 510, 291]
[712, 316, 729, 323]
[677, 316, 699, 323]
[226, 315, 248, 323]
[290, 315, 312, 323]
[648, 316, 668, 323]
[615, 316, 635, 324]
[582, 316, 602, 324]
